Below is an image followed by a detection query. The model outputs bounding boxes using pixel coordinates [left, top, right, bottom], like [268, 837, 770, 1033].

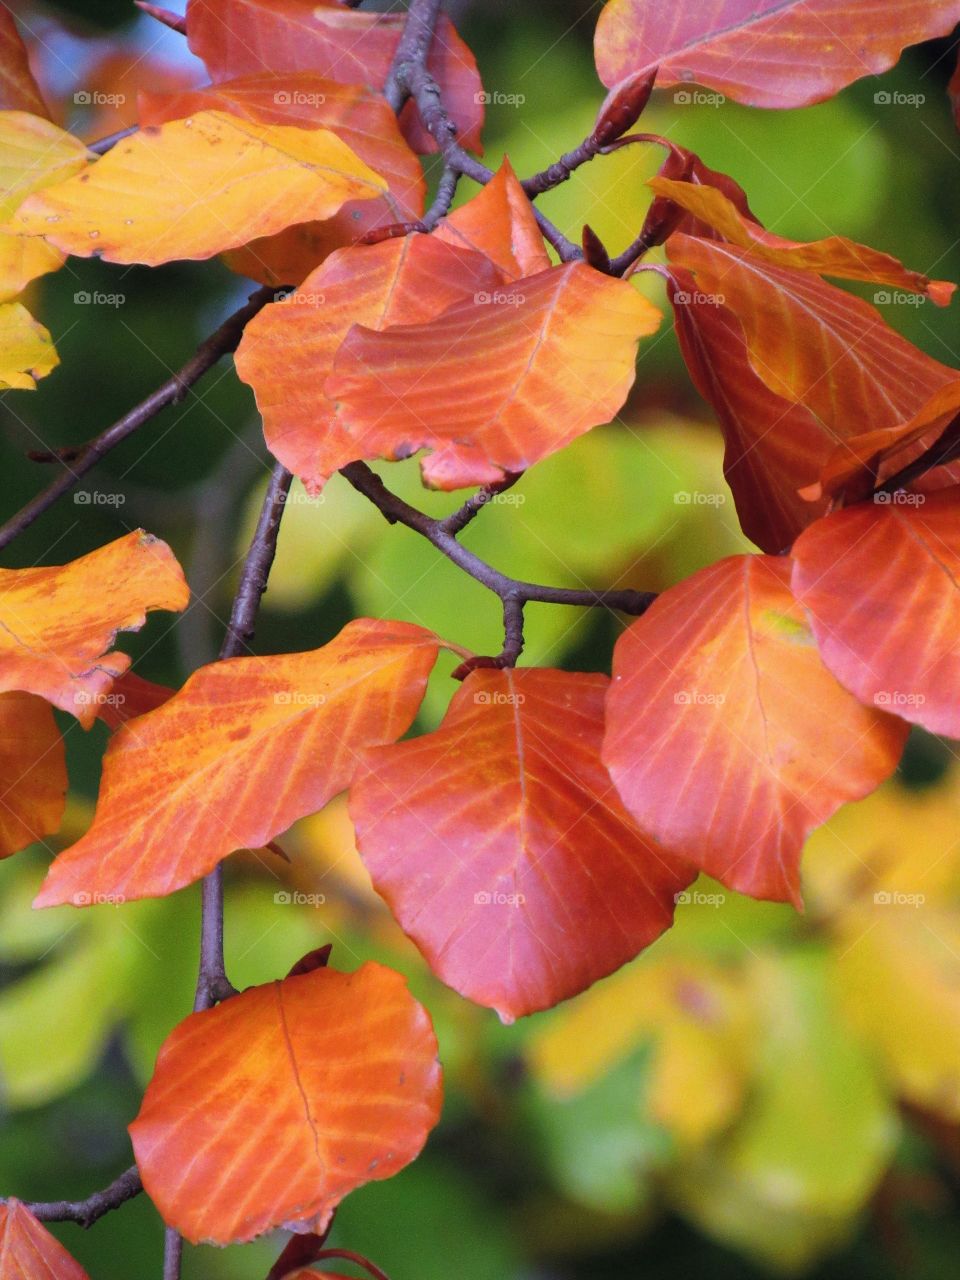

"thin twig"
[0, 1166, 143, 1228]
[0, 287, 277, 554]
[421, 164, 460, 229]
[439, 472, 522, 535]
[340, 462, 656, 617]
[872, 411, 960, 497]
[219, 462, 293, 659]
[87, 124, 138, 156]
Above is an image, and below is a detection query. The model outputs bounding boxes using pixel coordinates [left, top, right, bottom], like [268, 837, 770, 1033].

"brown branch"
[340, 461, 656, 620]
[0, 287, 277, 554]
[87, 125, 138, 156]
[0, 1166, 143, 1228]
[439, 472, 522, 535]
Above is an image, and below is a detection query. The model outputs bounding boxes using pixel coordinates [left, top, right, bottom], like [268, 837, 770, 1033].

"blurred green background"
[3, 1, 960, 1277]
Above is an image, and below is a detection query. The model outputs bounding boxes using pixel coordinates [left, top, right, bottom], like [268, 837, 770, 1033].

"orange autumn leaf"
[603, 555, 907, 907]
[0, 1199, 89, 1279]
[434, 159, 550, 281]
[129, 960, 441, 1243]
[0, 692, 66, 860]
[15, 110, 387, 267]
[666, 236, 959, 427]
[594, 0, 960, 108]
[651, 175, 955, 304]
[0, 530, 189, 728]
[791, 490, 960, 738]
[0, 14, 48, 118]
[34, 619, 442, 907]
[235, 234, 503, 492]
[185, 0, 484, 155]
[327, 262, 661, 490]
[139, 73, 426, 285]
[350, 668, 694, 1022]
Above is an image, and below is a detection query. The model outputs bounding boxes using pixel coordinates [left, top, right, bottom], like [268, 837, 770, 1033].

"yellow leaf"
[834, 902, 960, 1120]
[0, 300, 57, 388]
[528, 954, 755, 1147]
[15, 110, 388, 266]
[0, 230, 63, 302]
[0, 110, 90, 221]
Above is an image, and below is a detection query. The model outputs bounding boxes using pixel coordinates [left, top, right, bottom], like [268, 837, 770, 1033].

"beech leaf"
[326, 263, 662, 490]
[0, 15, 49, 117]
[235, 234, 504, 492]
[0, 692, 66, 859]
[434, 159, 551, 281]
[594, 0, 960, 109]
[0, 1199, 89, 1279]
[0, 530, 189, 727]
[129, 961, 441, 1243]
[15, 111, 387, 267]
[350, 668, 695, 1022]
[185, 0, 484, 154]
[791, 490, 960, 737]
[34, 619, 442, 906]
[603, 555, 908, 906]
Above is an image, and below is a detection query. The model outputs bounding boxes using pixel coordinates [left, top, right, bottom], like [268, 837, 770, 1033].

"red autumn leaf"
[0, 12, 48, 117]
[350, 668, 694, 1022]
[651, 175, 955, 304]
[0, 1199, 89, 1279]
[34, 619, 442, 907]
[0, 530, 189, 728]
[326, 263, 662, 490]
[185, 0, 484, 155]
[129, 961, 441, 1244]
[603, 555, 907, 907]
[0, 692, 66, 860]
[663, 236, 960, 546]
[791, 489, 960, 737]
[434, 159, 551, 281]
[664, 264, 835, 552]
[138, 73, 426, 285]
[594, 0, 960, 108]
[235, 234, 503, 492]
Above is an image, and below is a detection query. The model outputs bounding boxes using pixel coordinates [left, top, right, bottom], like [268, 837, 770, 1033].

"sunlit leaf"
[0, 530, 189, 727]
[15, 110, 387, 267]
[603, 554, 907, 906]
[651, 174, 955, 303]
[351, 668, 694, 1022]
[0, 112, 89, 222]
[0, 300, 57, 390]
[235, 235, 503, 492]
[34, 619, 442, 906]
[327, 263, 661, 490]
[129, 960, 442, 1243]
[139, 73, 426, 285]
